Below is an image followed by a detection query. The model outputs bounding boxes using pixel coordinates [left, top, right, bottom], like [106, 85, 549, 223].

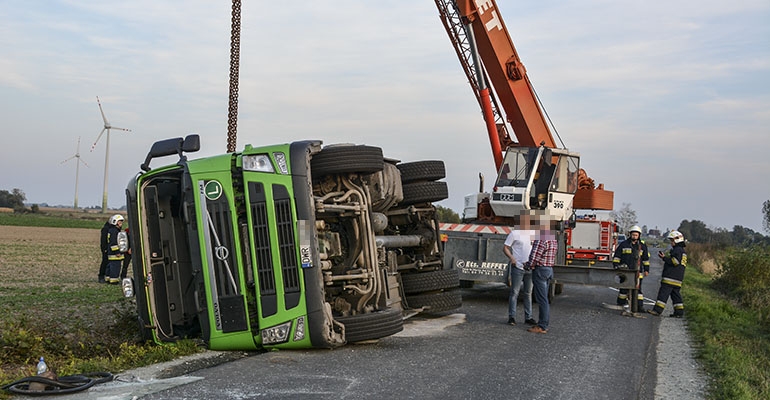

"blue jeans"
[532, 266, 553, 330]
[508, 267, 533, 320]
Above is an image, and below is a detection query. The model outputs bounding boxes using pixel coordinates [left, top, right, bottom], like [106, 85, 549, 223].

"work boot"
[524, 318, 537, 325]
[647, 309, 660, 316]
[98, 276, 106, 284]
[507, 317, 516, 326]
[669, 313, 683, 318]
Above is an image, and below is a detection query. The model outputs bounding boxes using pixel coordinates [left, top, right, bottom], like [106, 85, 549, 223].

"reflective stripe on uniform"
[655, 300, 667, 309]
[671, 254, 688, 267]
[673, 303, 684, 310]
[662, 277, 682, 287]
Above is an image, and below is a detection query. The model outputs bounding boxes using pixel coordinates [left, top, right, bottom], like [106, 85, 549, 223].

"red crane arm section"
[456, 0, 556, 149]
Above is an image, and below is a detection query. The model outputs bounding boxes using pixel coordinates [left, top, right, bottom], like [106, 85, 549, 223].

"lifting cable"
[226, 0, 242, 153]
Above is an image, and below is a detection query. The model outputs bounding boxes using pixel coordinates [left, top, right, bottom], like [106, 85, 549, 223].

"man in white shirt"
[503, 212, 537, 326]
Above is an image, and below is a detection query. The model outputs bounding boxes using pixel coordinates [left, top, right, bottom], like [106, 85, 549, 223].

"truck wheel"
[310, 145, 384, 176]
[401, 269, 460, 294]
[335, 308, 404, 343]
[405, 289, 462, 313]
[400, 181, 448, 206]
[397, 160, 446, 184]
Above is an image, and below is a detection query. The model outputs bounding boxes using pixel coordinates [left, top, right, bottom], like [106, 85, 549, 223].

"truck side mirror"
[141, 137, 184, 171]
[182, 134, 200, 153]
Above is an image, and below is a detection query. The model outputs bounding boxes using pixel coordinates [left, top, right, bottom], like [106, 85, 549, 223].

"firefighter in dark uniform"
[648, 230, 687, 317]
[98, 219, 111, 283]
[613, 225, 650, 311]
[106, 214, 126, 284]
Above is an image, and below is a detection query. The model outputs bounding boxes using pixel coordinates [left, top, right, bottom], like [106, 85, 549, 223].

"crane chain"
[226, 0, 242, 153]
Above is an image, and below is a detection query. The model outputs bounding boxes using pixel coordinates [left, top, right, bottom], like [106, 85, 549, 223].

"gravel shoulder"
[654, 305, 709, 399]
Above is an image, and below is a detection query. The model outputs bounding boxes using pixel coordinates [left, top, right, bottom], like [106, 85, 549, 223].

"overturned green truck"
[123, 135, 459, 350]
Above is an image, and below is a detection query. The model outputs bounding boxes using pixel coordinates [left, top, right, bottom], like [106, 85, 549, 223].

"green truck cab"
[124, 135, 459, 350]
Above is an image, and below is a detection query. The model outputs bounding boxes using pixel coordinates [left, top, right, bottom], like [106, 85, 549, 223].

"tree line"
[0, 188, 28, 211]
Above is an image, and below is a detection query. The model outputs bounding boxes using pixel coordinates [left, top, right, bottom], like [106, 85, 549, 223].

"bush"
[0, 319, 44, 365]
[713, 244, 770, 325]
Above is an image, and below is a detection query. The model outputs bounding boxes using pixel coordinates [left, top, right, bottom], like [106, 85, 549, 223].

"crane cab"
[488, 145, 580, 221]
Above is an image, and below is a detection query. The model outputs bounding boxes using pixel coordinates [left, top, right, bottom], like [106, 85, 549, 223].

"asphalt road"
[132, 262, 663, 399]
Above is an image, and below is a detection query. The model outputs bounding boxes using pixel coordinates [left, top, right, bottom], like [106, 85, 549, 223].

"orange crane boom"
[436, 0, 613, 210]
[454, 0, 556, 150]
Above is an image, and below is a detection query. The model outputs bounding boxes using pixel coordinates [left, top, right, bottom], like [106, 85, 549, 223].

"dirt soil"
[0, 225, 101, 285]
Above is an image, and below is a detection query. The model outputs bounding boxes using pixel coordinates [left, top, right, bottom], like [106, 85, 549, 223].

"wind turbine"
[90, 96, 131, 213]
[61, 137, 89, 209]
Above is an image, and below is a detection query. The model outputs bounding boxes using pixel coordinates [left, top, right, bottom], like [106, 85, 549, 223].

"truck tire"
[335, 309, 404, 343]
[400, 181, 449, 206]
[400, 269, 460, 294]
[397, 160, 446, 184]
[310, 145, 384, 176]
[405, 289, 462, 313]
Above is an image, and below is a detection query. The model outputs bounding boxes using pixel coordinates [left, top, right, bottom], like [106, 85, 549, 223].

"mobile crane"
[435, 0, 638, 307]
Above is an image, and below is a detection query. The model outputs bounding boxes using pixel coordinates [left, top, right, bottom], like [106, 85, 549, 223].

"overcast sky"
[1, 1, 768, 233]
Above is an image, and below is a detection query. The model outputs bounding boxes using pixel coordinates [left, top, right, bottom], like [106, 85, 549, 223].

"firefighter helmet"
[667, 230, 685, 244]
[629, 225, 642, 235]
[109, 214, 125, 226]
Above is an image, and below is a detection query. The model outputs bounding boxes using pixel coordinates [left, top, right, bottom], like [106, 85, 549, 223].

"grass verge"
[684, 266, 770, 399]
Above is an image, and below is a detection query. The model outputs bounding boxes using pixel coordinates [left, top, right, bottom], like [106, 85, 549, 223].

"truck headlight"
[122, 278, 134, 298]
[243, 154, 274, 173]
[261, 321, 292, 345]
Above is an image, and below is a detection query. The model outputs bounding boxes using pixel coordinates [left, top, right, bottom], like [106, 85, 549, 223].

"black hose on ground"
[1, 372, 113, 396]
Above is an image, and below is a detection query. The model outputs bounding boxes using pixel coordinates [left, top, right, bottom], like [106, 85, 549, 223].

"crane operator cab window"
[550, 155, 580, 194]
[494, 147, 539, 188]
